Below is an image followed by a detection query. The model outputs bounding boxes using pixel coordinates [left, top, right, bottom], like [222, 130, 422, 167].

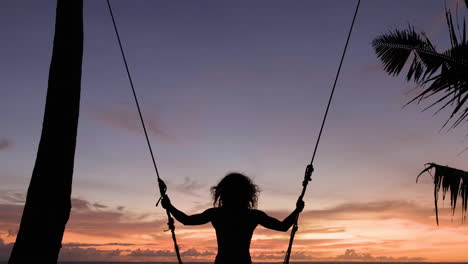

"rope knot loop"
[165, 215, 176, 232]
[158, 178, 167, 195]
[303, 164, 314, 186]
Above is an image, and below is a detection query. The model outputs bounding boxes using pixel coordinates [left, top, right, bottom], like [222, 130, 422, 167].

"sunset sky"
[1, 0, 468, 262]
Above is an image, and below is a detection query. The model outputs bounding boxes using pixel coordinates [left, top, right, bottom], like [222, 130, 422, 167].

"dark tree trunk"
[8, 0, 83, 263]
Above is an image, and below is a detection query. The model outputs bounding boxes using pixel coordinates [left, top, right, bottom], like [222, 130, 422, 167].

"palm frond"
[372, 27, 443, 84]
[447, 8, 459, 47]
[417, 163, 468, 225]
[372, 8, 468, 129]
[410, 59, 468, 128]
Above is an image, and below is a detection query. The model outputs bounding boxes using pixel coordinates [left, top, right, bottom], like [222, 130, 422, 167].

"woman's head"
[211, 173, 260, 209]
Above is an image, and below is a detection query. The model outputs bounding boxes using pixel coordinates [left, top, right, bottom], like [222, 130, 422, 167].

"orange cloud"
[336, 249, 425, 262]
[91, 103, 174, 141]
[1, 195, 468, 262]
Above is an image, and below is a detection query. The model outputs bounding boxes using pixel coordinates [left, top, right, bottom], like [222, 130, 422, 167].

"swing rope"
[106, 0, 360, 262]
[105, 1, 183, 263]
[283, 1, 361, 263]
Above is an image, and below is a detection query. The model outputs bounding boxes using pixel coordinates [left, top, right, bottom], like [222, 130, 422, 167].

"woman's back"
[210, 207, 258, 263]
[161, 173, 304, 264]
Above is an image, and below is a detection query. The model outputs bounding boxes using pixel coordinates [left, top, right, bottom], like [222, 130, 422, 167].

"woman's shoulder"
[204, 207, 218, 214]
[209, 207, 259, 213]
[249, 208, 267, 217]
[209, 207, 266, 215]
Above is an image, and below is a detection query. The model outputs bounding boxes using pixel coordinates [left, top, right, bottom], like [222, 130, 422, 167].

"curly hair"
[210, 173, 260, 209]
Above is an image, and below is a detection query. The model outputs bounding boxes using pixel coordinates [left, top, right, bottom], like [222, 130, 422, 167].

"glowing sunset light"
[2, 0, 468, 262]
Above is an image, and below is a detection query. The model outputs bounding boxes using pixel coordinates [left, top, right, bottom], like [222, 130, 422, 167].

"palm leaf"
[417, 163, 468, 225]
[372, 8, 468, 129]
[372, 27, 444, 83]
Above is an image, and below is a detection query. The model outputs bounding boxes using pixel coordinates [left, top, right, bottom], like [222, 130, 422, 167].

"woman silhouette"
[161, 172, 305, 264]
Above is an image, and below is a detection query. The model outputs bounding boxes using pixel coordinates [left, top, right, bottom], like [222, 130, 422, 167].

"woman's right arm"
[257, 199, 305, 232]
[161, 196, 213, 225]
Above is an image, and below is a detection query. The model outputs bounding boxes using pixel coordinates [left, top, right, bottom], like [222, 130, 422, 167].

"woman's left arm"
[257, 199, 305, 232]
[161, 196, 213, 225]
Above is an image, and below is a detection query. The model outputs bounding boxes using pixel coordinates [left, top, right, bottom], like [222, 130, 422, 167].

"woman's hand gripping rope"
[294, 164, 313, 214]
[155, 178, 176, 232]
[155, 178, 168, 207]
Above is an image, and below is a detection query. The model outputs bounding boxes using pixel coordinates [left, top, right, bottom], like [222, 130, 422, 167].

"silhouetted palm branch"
[417, 163, 468, 225]
[372, 9, 468, 129]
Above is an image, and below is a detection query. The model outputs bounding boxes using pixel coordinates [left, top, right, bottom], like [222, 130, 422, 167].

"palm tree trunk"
[8, 0, 83, 263]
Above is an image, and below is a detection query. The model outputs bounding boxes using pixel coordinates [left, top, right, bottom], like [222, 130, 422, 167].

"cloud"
[70, 198, 89, 210]
[128, 248, 174, 257]
[288, 238, 406, 250]
[180, 248, 215, 257]
[286, 200, 434, 223]
[0, 239, 211, 262]
[66, 198, 167, 238]
[170, 177, 206, 197]
[253, 252, 282, 260]
[0, 195, 465, 262]
[92, 103, 174, 141]
[71, 198, 110, 211]
[63, 247, 215, 261]
[0, 198, 449, 241]
[128, 248, 215, 258]
[252, 249, 426, 262]
[0, 241, 431, 263]
[0, 204, 23, 232]
[0, 190, 25, 204]
[62, 242, 146, 247]
[262, 199, 467, 229]
[6, 230, 16, 238]
[92, 202, 107, 209]
[254, 251, 315, 261]
[254, 226, 346, 236]
[59, 246, 127, 261]
[335, 249, 426, 262]
[108, 249, 122, 256]
[0, 195, 171, 261]
[0, 196, 168, 241]
[0, 138, 12, 151]
[291, 251, 315, 260]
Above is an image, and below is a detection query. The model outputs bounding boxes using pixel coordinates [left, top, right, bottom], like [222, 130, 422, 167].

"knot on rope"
[165, 214, 176, 232]
[292, 223, 298, 233]
[158, 178, 168, 194]
[303, 164, 314, 186]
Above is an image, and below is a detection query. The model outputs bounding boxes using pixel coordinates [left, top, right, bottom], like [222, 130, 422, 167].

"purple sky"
[1, 0, 467, 219]
[3, 1, 468, 262]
